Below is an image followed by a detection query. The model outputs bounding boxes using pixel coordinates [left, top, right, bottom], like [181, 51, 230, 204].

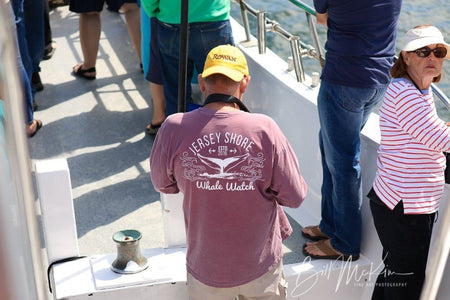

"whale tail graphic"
[197, 153, 249, 175]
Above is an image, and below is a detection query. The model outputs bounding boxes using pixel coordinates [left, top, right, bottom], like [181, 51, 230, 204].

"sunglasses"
[410, 46, 447, 58]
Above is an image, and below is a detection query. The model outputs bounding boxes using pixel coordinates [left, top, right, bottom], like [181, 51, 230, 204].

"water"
[230, 0, 450, 119]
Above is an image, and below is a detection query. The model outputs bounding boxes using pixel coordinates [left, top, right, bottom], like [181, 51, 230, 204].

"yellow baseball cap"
[202, 45, 249, 81]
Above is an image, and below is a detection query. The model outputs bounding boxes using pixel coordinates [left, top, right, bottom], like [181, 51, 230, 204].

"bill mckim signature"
[290, 255, 412, 297]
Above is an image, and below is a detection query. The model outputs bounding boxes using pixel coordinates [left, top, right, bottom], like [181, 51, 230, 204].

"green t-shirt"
[141, 0, 230, 24]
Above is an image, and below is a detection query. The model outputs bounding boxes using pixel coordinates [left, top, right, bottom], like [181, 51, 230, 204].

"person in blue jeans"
[24, 0, 45, 92]
[302, 0, 402, 260]
[12, 0, 45, 96]
[141, 0, 234, 117]
[10, 0, 43, 136]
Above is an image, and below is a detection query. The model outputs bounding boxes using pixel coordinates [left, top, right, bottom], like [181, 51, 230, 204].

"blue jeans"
[12, 0, 44, 95]
[11, 0, 35, 124]
[23, 0, 44, 74]
[157, 19, 234, 116]
[318, 81, 387, 255]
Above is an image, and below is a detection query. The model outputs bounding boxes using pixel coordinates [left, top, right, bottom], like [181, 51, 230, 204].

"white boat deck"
[30, 6, 319, 299]
[30, 2, 309, 264]
[30, 4, 450, 300]
[30, 5, 166, 256]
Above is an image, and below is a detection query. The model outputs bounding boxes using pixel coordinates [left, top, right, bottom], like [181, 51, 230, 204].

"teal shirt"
[141, 0, 230, 24]
[0, 100, 4, 123]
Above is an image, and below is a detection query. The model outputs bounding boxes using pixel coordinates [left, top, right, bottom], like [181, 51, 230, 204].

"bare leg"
[74, 12, 100, 77]
[146, 82, 165, 134]
[121, 3, 142, 65]
[150, 82, 165, 125]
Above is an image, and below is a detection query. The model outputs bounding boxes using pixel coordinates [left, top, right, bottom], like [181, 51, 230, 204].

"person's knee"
[80, 11, 101, 17]
[120, 3, 138, 13]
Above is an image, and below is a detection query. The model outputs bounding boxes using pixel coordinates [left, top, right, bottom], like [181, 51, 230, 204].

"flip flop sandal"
[146, 123, 162, 135]
[303, 240, 359, 261]
[28, 119, 43, 137]
[301, 225, 330, 241]
[73, 64, 96, 80]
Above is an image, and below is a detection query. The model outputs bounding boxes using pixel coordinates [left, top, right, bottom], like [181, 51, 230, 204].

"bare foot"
[301, 225, 330, 240]
[27, 119, 43, 137]
[304, 239, 343, 257]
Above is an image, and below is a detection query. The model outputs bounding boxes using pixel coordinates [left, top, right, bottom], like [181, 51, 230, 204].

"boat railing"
[234, 0, 324, 83]
[432, 82, 450, 111]
[233, 0, 450, 110]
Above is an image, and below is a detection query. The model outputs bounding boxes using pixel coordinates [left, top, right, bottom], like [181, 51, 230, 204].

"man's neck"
[203, 93, 241, 111]
[203, 102, 238, 111]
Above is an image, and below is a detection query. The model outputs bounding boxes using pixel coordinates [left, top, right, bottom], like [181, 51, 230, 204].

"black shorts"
[69, 0, 136, 13]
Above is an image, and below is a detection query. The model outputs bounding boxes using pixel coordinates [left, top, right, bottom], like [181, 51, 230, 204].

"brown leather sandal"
[301, 225, 330, 241]
[303, 239, 359, 261]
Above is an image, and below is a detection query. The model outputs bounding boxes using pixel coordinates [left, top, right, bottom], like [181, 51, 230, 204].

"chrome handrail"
[432, 82, 450, 111]
[233, 0, 449, 112]
[234, 0, 323, 82]
[287, 0, 316, 15]
[287, 0, 324, 67]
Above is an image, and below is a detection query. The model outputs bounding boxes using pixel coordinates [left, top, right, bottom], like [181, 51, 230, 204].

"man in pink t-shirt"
[150, 45, 307, 299]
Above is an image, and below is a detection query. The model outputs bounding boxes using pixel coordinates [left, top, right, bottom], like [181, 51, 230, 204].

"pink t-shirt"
[150, 107, 307, 287]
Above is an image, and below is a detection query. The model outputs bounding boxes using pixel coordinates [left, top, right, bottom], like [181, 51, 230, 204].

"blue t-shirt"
[314, 0, 402, 88]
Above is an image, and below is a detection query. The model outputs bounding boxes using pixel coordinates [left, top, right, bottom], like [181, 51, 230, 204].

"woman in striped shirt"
[368, 25, 450, 300]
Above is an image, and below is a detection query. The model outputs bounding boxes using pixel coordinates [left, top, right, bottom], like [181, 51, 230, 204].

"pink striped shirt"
[373, 78, 450, 214]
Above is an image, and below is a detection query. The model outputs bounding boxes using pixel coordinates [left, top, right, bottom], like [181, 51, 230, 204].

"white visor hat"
[402, 26, 450, 59]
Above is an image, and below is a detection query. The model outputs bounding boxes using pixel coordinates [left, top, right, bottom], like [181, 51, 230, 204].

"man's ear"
[198, 74, 206, 92]
[240, 75, 251, 93]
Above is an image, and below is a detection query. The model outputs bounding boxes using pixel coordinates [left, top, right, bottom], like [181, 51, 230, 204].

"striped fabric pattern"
[373, 79, 450, 214]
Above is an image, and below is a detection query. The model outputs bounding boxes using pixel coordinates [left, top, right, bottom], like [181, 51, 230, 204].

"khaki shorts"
[187, 260, 287, 300]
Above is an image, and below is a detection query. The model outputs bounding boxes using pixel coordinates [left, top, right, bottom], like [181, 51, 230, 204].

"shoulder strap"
[203, 93, 250, 112]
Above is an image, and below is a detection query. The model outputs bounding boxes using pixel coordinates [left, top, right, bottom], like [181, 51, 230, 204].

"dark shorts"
[69, 0, 136, 13]
[145, 17, 163, 84]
